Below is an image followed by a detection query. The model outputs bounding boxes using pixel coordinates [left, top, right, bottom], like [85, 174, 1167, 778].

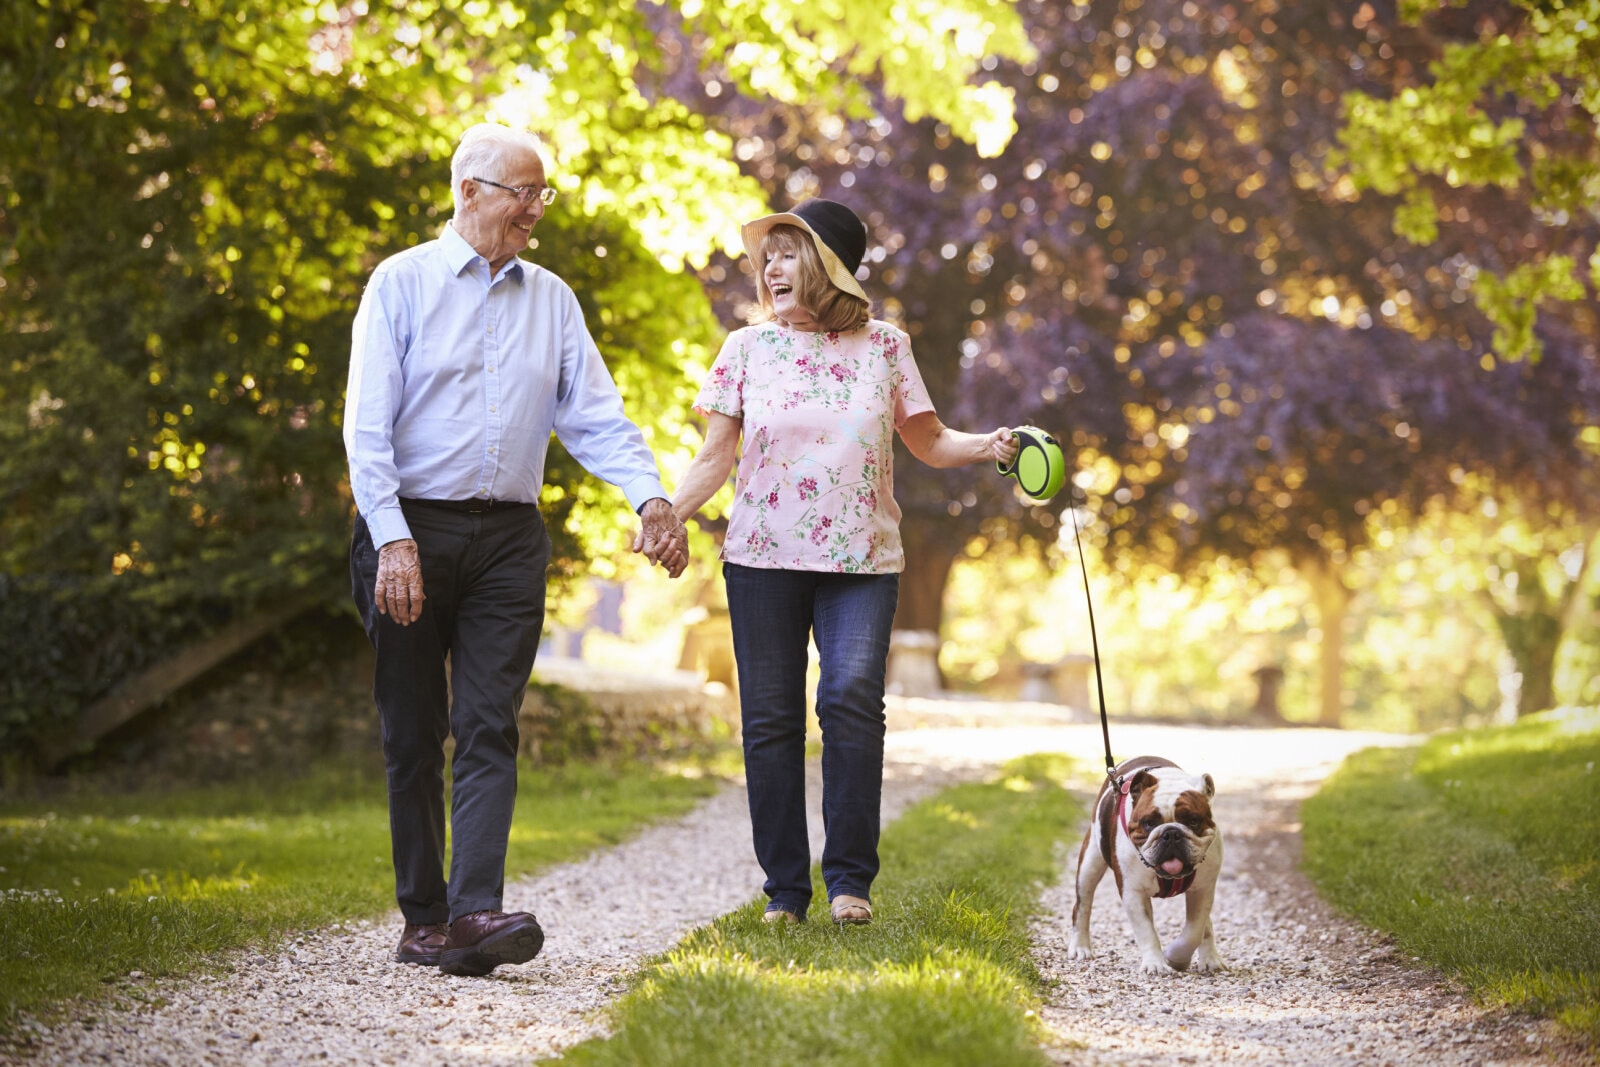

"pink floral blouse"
[695, 319, 935, 574]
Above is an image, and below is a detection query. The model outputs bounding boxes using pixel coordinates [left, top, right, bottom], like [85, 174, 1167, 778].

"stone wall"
[519, 658, 737, 765]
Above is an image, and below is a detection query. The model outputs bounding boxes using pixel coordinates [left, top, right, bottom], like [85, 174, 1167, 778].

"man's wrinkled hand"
[634, 498, 689, 579]
[375, 538, 426, 625]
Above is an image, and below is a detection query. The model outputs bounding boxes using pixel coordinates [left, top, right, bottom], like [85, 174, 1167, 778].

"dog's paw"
[1066, 936, 1093, 961]
[1138, 955, 1175, 974]
[1190, 948, 1227, 973]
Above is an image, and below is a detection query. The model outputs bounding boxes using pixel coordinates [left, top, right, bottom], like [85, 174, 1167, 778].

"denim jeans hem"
[826, 886, 871, 904]
[765, 897, 810, 916]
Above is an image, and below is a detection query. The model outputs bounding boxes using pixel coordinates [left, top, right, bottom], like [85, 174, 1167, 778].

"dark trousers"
[349, 502, 550, 925]
[723, 562, 899, 913]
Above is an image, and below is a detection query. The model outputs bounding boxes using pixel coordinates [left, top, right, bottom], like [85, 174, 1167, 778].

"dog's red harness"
[1117, 778, 1194, 899]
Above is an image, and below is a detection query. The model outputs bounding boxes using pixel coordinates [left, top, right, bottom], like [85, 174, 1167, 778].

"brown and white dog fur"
[1067, 755, 1226, 974]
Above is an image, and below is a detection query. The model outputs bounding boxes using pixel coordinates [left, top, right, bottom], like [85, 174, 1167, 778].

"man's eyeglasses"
[471, 176, 558, 206]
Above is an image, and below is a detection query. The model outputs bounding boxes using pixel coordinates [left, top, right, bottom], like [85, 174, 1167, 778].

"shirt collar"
[442, 223, 525, 283]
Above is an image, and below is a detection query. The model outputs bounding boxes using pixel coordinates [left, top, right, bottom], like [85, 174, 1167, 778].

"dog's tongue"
[1161, 858, 1185, 875]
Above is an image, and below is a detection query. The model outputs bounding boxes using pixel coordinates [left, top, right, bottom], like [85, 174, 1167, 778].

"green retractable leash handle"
[995, 425, 1066, 502]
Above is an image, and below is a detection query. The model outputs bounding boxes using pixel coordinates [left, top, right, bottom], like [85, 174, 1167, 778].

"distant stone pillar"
[540, 624, 582, 659]
[1019, 661, 1059, 703]
[1252, 665, 1285, 723]
[678, 605, 737, 690]
[886, 630, 942, 697]
[1053, 654, 1095, 712]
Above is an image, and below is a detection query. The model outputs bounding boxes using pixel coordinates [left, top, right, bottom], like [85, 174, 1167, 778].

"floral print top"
[695, 319, 935, 574]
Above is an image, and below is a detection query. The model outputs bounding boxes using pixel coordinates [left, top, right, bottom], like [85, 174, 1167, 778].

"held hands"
[375, 538, 426, 626]
[983, 427, 1021, 466]
[632, 498, 689, 579]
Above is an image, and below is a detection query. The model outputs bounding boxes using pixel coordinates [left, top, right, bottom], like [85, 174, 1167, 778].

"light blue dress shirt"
[344, 225, 669, 549]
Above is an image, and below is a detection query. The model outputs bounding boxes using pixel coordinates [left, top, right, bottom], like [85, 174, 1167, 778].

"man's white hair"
[450, 124, 546, 211]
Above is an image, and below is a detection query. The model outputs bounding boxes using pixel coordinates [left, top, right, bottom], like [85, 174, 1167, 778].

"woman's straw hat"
[740, 198, 868, 300]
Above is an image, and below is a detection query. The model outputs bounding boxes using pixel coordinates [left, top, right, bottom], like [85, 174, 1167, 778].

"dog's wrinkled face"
[1126, 769, 1217, 878]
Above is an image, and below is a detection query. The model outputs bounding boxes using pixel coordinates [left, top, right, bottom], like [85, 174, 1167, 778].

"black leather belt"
[399, 497, 535, 514]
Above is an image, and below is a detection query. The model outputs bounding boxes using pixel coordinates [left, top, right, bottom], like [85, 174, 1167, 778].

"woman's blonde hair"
[751, 224, 870, 332]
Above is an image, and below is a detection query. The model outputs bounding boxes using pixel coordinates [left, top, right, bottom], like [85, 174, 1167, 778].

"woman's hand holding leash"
[984, 427, 1021, 466]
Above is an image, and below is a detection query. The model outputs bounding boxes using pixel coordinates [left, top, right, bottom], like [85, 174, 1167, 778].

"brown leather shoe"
[438, 910, 544, 977]
[393, 922, 449, 966]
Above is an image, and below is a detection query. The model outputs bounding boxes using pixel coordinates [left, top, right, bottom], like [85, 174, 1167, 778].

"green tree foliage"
[1337, 0, 1600, 362]
[0, 0, 1029, 755]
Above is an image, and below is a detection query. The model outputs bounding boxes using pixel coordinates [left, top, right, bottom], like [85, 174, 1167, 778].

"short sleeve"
[888, 327, 935, 428]
[694, 329, 748, 419]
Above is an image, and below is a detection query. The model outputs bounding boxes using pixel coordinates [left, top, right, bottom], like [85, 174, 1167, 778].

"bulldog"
[1066, 755, 1226, 974]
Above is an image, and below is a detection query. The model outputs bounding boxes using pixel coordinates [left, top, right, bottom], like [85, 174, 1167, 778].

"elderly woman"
[666, 198, 1018, 925]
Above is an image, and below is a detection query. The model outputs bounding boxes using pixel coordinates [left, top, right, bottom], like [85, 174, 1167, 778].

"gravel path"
[6, 714, 1589, 1065]
[894, 721, 1585, 1067]
[3, 756, 971, 1066]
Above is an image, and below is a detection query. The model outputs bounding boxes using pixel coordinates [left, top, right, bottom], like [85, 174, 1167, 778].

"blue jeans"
[724, 562, 899, 915]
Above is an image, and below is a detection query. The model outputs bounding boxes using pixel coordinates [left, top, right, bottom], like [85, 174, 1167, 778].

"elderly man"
[345, 123, 687, 977]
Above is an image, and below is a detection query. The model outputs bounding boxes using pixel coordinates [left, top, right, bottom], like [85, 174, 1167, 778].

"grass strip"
[1301, 706, 1600, 1043]
[561, 753, 1083, 1067]
[0, 756, 720, 1030]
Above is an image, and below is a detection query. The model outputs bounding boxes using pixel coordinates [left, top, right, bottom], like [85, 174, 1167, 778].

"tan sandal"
[830, 895, 873, 926]
[762, 906, 803, 925]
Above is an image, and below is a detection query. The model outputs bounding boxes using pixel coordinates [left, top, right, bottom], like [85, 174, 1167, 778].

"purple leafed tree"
[676, 0, 1600, 717]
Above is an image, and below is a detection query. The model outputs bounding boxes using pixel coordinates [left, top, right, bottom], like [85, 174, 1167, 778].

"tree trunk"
[894, 518, 963, 631]
[1489, 564, 1563, 719]
[1487, 530, 1595, 719]
[1303, 556, 1350, 728]
[1511, 630, 1559, 719]
[896, 518, 953, 630]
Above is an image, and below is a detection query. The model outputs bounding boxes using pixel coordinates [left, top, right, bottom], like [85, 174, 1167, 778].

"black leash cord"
[1068, 491, 1117, 781]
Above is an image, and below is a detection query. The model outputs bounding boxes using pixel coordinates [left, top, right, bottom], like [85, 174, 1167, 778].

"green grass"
[1302, 706, 1600, 1043]
[561, 754, 1084, 1067]
[0, 756, 721, 1029]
